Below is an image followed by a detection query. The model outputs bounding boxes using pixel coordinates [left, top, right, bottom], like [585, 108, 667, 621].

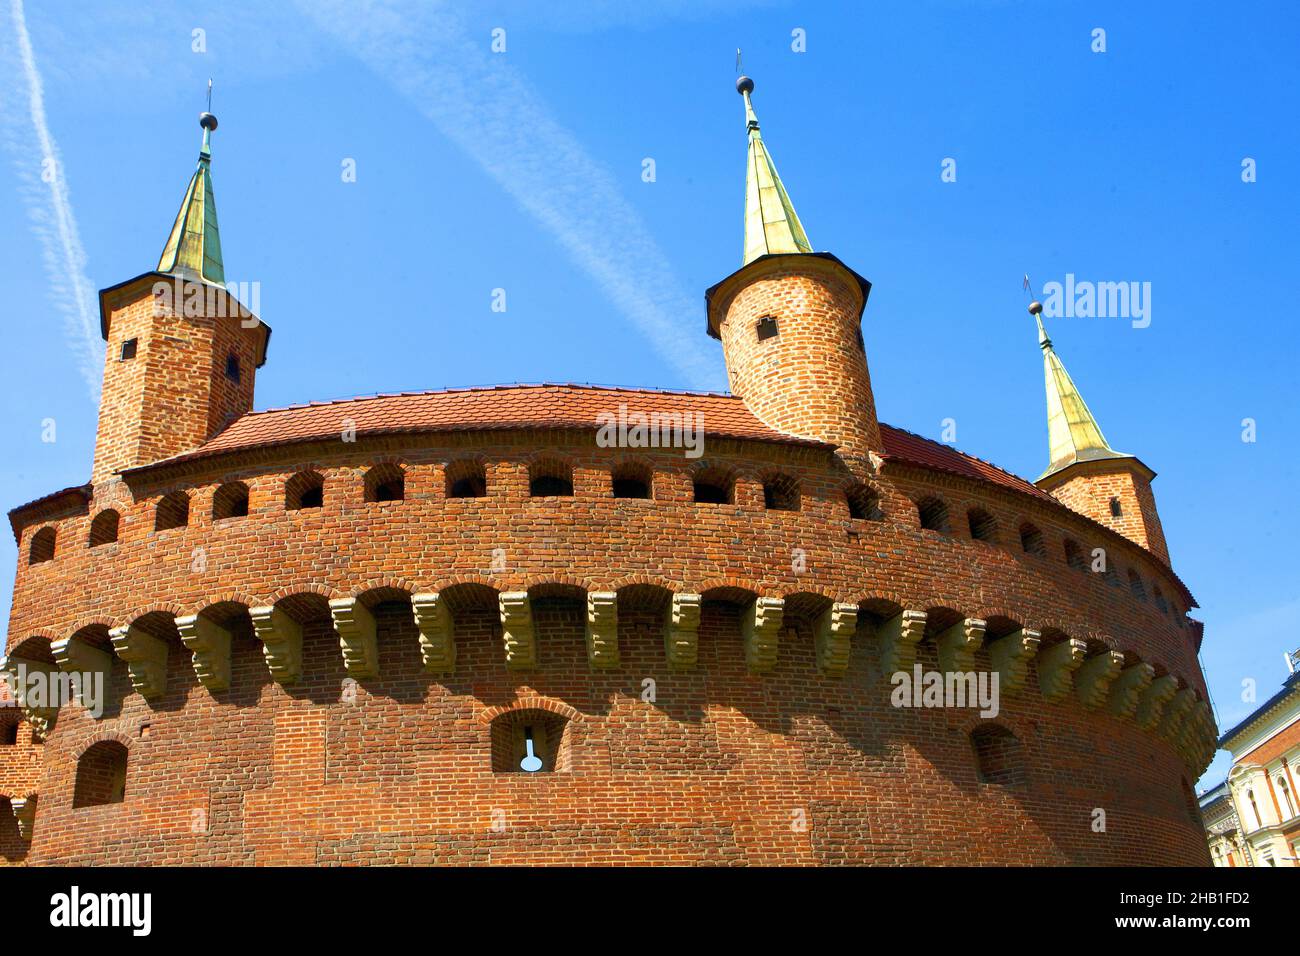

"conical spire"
[737, 75, 812, 267]
[157, 109, 224, 284]
[1030, 301, 1128, 480]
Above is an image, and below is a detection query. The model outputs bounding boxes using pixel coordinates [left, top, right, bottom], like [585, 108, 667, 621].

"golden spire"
[737, 74, 812, 267]
[157, 100, 224, 285]
[1030, 300, 1128, 480]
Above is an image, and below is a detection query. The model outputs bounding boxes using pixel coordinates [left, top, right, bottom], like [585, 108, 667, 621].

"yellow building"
[1213, 666, 1300, 866]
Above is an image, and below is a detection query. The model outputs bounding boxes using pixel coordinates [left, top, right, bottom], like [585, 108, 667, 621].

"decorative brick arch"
[186, 590, 262, 619]
[266, 582, 341, 606]
[847, 589, 908, 614]
[696, 575, 765, 601]
[477, 695, 583, 725]
[72, 730, 133, 761]
[66, 616, 116, 641]
[521, 574, 597, 595]
[955, 711, 1036, 777]
[609, 573, 682, 594]
[970, 605, 1025, 629]
[114, 602, 186, 631]
[5, 634, 58, 662]
[351, 578, 420, 607]
[428, 573, 500, 595]
[781, 589, 836, 621]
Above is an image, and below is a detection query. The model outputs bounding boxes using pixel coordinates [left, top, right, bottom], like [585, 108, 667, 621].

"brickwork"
[0, 135, 1212, 863]
[1039, 461, 1171, 565]
[92, 278, 260, 483]
[2, 424, 1212, 865]
[713, 256, 881, 460]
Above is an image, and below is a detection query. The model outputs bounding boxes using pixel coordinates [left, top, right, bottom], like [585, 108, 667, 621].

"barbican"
[0, 77, 1214, 866]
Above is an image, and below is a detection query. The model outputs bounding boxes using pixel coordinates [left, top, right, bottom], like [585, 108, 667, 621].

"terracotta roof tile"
[877, 424, 1055, 503]
[127, 384, 831, 471]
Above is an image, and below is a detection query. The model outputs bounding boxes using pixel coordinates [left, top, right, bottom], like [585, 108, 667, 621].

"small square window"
[756, 315, 779, 341]
[120, 338, 138, 361]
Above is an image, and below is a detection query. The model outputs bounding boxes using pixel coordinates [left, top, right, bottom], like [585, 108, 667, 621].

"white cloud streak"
[2, 0, 102, 401]
[297, 0, 722, 389]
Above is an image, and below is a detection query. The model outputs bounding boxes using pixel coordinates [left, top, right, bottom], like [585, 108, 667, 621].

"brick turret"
[705, 76, 881, 462]
[90, 110, 269, 484]
[1029, 301, 1170, 563]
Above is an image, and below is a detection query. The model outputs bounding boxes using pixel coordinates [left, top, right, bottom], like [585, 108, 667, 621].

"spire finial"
[199, 79, 217, 158]
[738, 69, 812, 266]
[1024, 274, 1049, 349]
[157, 87, 225, 284]
[1032, 298, 1127, 480]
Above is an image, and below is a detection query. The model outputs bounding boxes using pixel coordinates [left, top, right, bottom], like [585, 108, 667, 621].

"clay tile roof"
[126, 384, 832, 471]
[877, 424, 1055, 503]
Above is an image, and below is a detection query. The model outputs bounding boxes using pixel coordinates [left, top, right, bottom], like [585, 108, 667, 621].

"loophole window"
[491, 709, 571, 774]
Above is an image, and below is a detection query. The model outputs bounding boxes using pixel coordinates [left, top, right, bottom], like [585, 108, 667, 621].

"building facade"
[1212, 667, 1300, 866]
[0, 80, 1216, 865]
[1200, 781, 1245, 866]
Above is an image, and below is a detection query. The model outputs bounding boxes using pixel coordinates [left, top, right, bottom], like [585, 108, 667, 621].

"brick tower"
[1028, 301, 1170, 563]
[705, 75, 881, 464]
[90, 110, 269, 483]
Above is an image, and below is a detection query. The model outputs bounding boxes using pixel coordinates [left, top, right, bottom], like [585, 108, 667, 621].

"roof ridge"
[879, 422, 1035, 488]
[237, 382, 742, 419]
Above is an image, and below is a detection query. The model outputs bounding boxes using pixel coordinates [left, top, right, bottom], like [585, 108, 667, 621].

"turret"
[705, 75, 880, 463]
[91, 107, 269, 484]
[1028, 300, 1170, 563]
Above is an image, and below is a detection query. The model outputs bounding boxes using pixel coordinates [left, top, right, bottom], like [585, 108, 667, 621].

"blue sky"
[1, 0, 1296, 788]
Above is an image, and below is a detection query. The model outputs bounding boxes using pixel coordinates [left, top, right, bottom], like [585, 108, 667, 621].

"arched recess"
[73, 739, 129, 807]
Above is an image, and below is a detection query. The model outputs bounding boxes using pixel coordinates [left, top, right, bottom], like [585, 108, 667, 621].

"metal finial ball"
[199, 112, 218, 131]
[1028, 300, 1043, 315]
[736, 75, 754, 95]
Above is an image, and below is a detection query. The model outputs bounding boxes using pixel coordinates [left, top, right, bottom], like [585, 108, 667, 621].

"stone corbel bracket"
[1134, 674, 1179, 731]
[1107, 662, 1154, 721]
[988, 628, 1041, 696]
[1158, 688, 1198, 744]
[11, 795, 36, 841]
[249, 605, 304, 685]
[330, 598, 379, 679]
[1074, 650, 1125, 710]
[0, 656, 58, 741]
[175, 614, 233, 692]
[585, 591, 619, 670]
[499, 592, 536, 670]
[743, 598, 784, 674]
[815, 602, 858, 676]
[936, 618, 986, 674]
[878, 610, 927, 676]
[51, 636, 113, 709]
[109, 624, 169, 700]
[411, 592, 455, 674]
[1037, 638, 1086, 700]
[664, 593, 701, 670]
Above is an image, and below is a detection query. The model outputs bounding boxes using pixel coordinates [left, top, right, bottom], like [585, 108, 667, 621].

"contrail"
[4, 0, 103, 402]
[298, 0, 722, 390]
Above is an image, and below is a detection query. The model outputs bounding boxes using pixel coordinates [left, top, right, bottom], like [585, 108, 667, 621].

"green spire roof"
[1034, 309, 1128, 480]
[157, 114, 224, 284]
[738, 76, 812, 267]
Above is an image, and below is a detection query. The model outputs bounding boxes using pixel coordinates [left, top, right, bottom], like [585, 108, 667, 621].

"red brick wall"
[1043, 464, 1171, 565]
[92, 279, 259, 483]
[2, 432, 1210, 865]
